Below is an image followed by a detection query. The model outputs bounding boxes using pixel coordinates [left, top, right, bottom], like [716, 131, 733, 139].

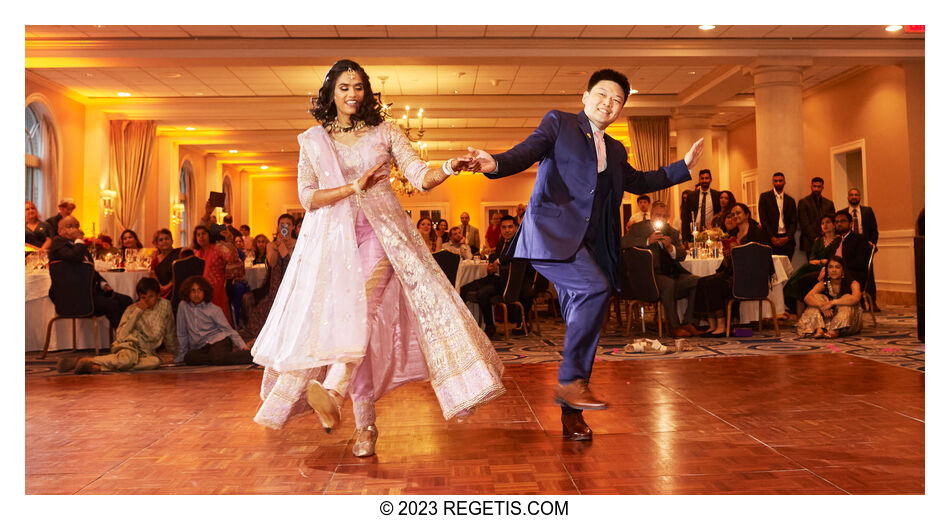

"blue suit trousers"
[531, 246, 612, 388]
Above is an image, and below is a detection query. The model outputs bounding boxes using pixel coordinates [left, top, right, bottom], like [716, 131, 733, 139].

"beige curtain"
[109, 120, 156, 231]
[40, 115, 60, 216]
[626, 116, 671, 206]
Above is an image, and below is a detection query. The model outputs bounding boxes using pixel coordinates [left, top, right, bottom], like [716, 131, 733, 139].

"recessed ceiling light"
[228, 149, 238, 154]
[195, 92, 204, 96]
[185, 126, 195, 131]
[260, 165, 268, 170]
[629, 89, 639, 94]
[84, 73, 95, 78]
[698, 25, 716, 31]
[885, 25, 903, 32]
[687, 71, 697, 75]
[117, 92, 131, 97]
[165, 73, 182, 78]
[454, 89, 459, 94]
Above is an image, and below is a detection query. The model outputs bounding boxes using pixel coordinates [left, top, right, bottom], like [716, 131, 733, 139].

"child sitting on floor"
[58, 277, 177, 374]
[176, 275, 253, 366]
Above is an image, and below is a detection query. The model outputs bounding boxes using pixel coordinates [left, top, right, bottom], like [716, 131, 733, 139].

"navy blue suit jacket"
[485, 110, 691, 287]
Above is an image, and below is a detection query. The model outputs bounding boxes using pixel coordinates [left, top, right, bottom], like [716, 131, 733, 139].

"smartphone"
[279, 223, 289, 237]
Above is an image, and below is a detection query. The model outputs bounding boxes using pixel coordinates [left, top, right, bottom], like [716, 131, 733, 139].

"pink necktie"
[594, 130, 606, 172]
[835, 238, 844, 258]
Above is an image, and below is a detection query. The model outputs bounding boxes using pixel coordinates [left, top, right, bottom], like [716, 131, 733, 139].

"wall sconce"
[101, 189, 117, 216]
[171, 201, 185, 226]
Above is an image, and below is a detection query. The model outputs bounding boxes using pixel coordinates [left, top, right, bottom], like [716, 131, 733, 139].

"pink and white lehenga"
[251, 122, 505, 430]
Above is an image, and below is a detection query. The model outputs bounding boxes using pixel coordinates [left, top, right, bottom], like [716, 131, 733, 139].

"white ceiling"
[25, 25, 924, 174]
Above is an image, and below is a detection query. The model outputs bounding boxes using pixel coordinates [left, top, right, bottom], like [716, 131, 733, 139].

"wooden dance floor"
[26, 353, 923, 494]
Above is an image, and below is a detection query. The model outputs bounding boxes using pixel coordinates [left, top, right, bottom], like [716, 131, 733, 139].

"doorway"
[830, 140, 867, 209]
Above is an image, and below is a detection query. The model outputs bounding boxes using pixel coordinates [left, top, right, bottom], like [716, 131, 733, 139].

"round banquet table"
[454, 259, 490, 325]
[677, 254, 793, 323]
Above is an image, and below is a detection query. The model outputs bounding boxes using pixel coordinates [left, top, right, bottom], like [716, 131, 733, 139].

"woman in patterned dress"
[797, 255, 863, 338]
[192, 225, 243, 327]
[251, 60, 505, 458]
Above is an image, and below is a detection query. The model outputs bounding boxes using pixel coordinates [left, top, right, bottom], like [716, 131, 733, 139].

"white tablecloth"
[24, 269, 151, 352]
[244, 265, 267, 290]
[454, 260, 490, 325]
[679, 254, 793, 323]
[23, 266, 272, 353]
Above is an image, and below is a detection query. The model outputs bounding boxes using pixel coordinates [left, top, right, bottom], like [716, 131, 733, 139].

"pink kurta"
[252, 123, 505, 429]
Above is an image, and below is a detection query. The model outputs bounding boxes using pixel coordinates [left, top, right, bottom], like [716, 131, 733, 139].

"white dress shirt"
[774, 188, 786, 234]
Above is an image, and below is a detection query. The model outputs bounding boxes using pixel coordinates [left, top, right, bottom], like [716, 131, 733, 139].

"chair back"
[171, 255, 205, 311]
[432, 250, 461, 286]
[502, 260, 530, 304]
[619, 247, 660, 302]
[867, 240, 876, 272]
[731, 242, 773, 300]
[47, 260, 96, 317]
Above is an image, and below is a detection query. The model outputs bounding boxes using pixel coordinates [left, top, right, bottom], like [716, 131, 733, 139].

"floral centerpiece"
[697, 228, 724, 243]
[84, 234, 117, 259]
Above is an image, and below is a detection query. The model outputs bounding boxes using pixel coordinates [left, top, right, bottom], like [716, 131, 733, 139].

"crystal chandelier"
[377, 76, 428, 196]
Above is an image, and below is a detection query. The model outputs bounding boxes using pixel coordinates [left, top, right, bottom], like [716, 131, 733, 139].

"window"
[25, 105, 43, 208]
[179, 161, 194, 246]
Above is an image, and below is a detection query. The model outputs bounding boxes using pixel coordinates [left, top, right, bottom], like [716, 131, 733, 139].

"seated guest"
[784, 214, 839, 318]
[239, 224, 253, 254]
[624, 194, 651, 231]
[250, 234, 269, 265]
[436, 219, 450, 244]
[119, 229, 144, 264]
[797, 256, 863, 338]
[416, 216, 442, 253]
[442, 225, 473, 260]
[461, 215, 534, 339]
[693, 203, 770, 337]
[48, 216, 132, 330]
[793, 210, 872, 311]
[59, 278, 177, 374]
[622, 201, 702, 338]
[484, 211, 503, 252]
[45, 197, 76, 234]
[243, 214, 296, 337]
[25, 200, 52, 250]
[149, 228, 182, 299]
[176, 275, 253, 366]
[516, 203, 527, 226]
[234, 235, 246, 253]
[710, 190, 737, 231]
[459, 211, 480, 251]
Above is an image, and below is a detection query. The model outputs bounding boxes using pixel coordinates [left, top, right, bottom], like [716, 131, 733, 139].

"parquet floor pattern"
[25, 353, 923, 494]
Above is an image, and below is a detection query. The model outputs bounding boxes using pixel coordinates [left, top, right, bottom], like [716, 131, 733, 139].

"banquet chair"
[727, 242, 780, 337]
[171, 255, 205, 313]
[490, 259, 532, 340]
[618, 247, 663, 337]
[41, 260, 110, 359]
[432, 250, 461, 286]
[862, 241, 878, 327]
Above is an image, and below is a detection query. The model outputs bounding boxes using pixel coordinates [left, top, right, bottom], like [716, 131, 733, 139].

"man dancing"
[461, 69, 703, 441]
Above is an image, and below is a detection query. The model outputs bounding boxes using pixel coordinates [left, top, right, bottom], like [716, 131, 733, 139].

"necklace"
[329, 118, 366, 134]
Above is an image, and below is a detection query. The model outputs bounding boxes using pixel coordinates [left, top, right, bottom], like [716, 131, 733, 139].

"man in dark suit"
[680, 169, 720, 242]
[48, 216, 133, 330]
[797, 177, 836, 252]
[45, 197, 76, 234]
[844, 188, 880, 310]
[622, 201, 702, 338]
[463, 68, 703, 441]
[460, 215, 533, 339]
[832, 210, 872, 287]
[757, 171, 798, 260]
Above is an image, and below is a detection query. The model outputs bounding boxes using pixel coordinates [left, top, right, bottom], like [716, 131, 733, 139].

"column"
[901, 60, 924, 224]
[751, 60, 810, 199]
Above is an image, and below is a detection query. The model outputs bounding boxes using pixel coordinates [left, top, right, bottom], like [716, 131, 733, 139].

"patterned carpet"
[25, 304, 923, 377]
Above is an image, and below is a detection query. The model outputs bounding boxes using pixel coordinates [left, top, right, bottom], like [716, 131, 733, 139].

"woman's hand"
[358, 161, 390, 192]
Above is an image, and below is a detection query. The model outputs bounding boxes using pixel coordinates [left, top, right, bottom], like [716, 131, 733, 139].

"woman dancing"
[251, 60, 505, 457]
